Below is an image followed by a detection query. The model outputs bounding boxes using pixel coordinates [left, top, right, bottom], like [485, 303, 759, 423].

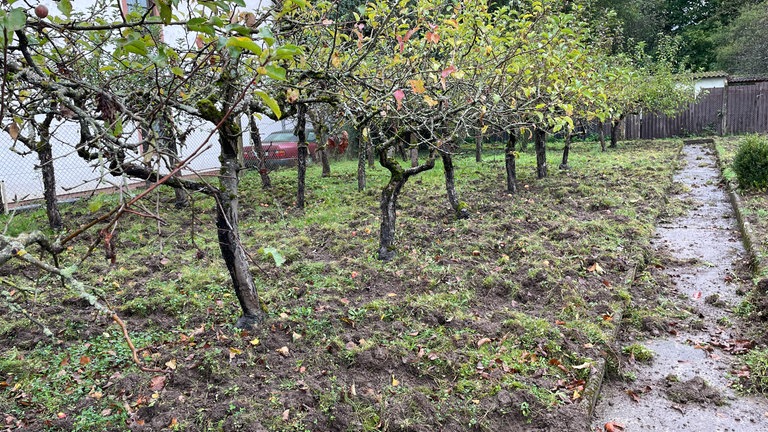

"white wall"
[1, 0, 288, 204]
[695, 77, 727, 96]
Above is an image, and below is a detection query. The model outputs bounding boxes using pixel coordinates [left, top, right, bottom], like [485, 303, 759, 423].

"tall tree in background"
[714, 1, 768, 74]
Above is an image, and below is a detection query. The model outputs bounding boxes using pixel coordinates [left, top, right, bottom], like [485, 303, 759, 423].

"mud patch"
[663, 376, 723, 406]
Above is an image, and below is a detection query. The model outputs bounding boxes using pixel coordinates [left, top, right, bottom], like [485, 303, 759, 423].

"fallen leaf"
[250, 338, 260, 346]
[693, 291, 702, 299]
[477, 338, 492, 347]
[149, 375, 166, 391]
[229, 347, 243, 360]
[292, 332, 302, 342]
[79, 356, 91, 366]
[572, 362, 592, 370]
[282, 409, 290, 421]
[57, 412, 67, 419]
[604, 421, 625, 432]
[391, 375, 400, 387]
[276, 346, 290, 357]
[165, 359, 177, 370]
[587, 262, 604, 273]
[168, 418, 178, 427]
[626, 389, 640, 402]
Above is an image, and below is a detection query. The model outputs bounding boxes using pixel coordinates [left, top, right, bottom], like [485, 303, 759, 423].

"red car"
[243, 130, 318, 169]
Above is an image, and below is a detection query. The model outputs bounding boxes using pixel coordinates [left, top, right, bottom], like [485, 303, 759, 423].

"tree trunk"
[609, 117, 621, 148]
[249, 113, 271, 189]
[320, 149, 331, 177]
[441, 150, 469, 219]
[599, 120, 606, 152]
[475, 131, 482, 162]
[378, 150, 436, 260]
[161, 114, 190, 208]
[199, 65, 263, 329]
[535, 128, 547, 179]
[409, 133, 418, 167]
[357, 129, 366, 192]
[559, 132, 571, 170]
[378, 171, 406, 261]
[505, 130, 517, 194]
[38, 114, 63, 230]
[367, 137, 375, 169]
[217, 121, 262, 329]
[296, 104, 308, 210]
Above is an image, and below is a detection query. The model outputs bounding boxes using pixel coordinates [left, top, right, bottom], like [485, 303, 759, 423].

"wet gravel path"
[591, 144, 768, 431]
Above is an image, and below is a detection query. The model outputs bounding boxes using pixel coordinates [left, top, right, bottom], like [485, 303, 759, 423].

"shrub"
[732, 135, 768, 190]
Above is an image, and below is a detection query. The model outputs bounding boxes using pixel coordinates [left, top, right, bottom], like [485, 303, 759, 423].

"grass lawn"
[1, 139, 682, 431]
[715, 136, 768, 280]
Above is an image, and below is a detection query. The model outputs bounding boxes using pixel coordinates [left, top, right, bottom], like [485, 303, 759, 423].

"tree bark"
[475, 131, 483, 162]
[598, 120, 606, 152]
[367, 137, 375, 169]
[38, 114, 63, 230]
[249, 113, 271, 189]
[296, 103, 308, 210]
[357, 128, 366, 192]
[308, 110, 331, 177]
[409, 133, 418, 167]
[378, 150, 436, 260]
[505, 130, 517, 194]
[198, 68, 263, 329]
[609, 117, 621, 148]
[441, 150, 469, 219]
[535, 128, 547, 179]
[159, 112, 190, 208]
[559, 132, 571, 170]
[216, 121, 263, 329]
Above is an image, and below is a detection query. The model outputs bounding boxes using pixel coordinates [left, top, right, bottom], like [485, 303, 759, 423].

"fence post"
[720, 81, 728, 136]
[0, 180, 6, 214]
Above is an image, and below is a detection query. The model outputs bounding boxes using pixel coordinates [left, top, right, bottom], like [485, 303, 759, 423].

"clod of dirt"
[663, 376, 723, 406]
[640, 316, 666, 336]
[704, 293, 727, 308]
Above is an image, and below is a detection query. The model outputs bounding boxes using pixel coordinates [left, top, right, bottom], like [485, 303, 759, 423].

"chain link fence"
[0, 115, 290, 212]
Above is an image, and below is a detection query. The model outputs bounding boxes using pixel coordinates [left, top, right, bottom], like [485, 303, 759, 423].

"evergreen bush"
[732, 135, 768, 189]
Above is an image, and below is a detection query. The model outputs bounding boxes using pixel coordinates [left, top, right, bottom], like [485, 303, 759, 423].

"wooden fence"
[621, 80, 768, 139]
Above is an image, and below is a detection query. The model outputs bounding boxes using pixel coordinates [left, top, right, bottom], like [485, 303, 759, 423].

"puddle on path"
[591, 144, 768, 431]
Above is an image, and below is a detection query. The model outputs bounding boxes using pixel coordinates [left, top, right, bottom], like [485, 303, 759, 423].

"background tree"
[714, 1, 768, 74]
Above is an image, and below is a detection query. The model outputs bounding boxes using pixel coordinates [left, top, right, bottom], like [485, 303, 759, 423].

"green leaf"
[265, 64, 286, 81]
[188, 18, 215, 36]
[171, 67, 184, 77]
[254, 90, 281, 119]
[274, 44, 302, 60]
[258, 247, 285, 267]
[226, 36, 262, 55]
[58, 0, 73, 18]
[0, 8, 27, 38]
[112, 118, 123, 137]
[123, 39, 148, 56]
[258, 27, 275, 47]
[158, 2, 172, 25]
